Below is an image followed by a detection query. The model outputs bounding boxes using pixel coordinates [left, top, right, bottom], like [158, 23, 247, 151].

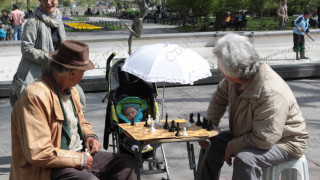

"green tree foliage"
[62, 0, 71, 7]
[0, 0, 12, 12]
[166, 0, 214, 30]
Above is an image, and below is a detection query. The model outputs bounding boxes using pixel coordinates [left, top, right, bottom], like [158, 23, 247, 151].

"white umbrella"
[121, 43, 212, 118]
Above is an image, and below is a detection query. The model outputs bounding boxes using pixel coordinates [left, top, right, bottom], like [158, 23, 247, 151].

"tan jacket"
[277, 3, 288, 20]
[206, 63, 309, 158]
[10, 73, 95, 180]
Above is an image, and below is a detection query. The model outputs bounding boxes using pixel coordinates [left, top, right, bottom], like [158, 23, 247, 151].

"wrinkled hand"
[82, 152, 93, 169]
[85, 137, 101, 155]
[225, 146, 233, 166]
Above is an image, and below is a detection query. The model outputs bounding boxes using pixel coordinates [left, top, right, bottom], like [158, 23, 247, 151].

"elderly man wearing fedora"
[10, 40, 139, 180]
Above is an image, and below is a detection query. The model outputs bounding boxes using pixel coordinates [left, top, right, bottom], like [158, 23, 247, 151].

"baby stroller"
[102, 54, 170, 179]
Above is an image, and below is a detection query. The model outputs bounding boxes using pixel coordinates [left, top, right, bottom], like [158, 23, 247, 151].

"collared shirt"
[61, 93, 83, 152]
[11, 9, 23, 25]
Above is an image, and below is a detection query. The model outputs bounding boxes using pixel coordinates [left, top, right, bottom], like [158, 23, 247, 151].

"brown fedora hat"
[49, 40, 95, 71]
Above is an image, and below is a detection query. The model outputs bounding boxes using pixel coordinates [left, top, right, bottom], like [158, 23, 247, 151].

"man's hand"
[225, 146, 233, 166]
[85, 137, 101, 155]
[307, 33, 312, 38]
[297, 26, 302, 32]
[82, 152, 93, 169]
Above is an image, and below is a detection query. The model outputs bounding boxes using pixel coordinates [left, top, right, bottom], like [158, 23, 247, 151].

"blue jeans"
[13, 25, 22, 41]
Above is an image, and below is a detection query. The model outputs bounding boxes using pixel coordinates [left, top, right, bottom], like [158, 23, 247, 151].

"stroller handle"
[106, 52, 117, 80]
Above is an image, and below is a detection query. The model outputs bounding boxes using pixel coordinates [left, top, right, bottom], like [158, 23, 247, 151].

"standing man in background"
[10, 4, 24, 40]
[277, 0, 289, 30]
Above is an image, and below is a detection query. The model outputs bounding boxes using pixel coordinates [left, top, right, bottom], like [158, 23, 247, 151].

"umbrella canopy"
[121, 43, 212, 85]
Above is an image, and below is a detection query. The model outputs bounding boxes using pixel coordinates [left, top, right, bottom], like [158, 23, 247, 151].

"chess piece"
[130, 118, 136, 126]
[156, 114, 162, 125]
[175, 128, 181, 137]
[207, 120, 214, 131]
[149, 121, 156, 133]
[168, 120, 176, 132]
[182, 127, 188, 136]
[186, 118, 192, 128]
[195, 113, 202, 126]
[168, 126, 175, 132]
[147, 114, 151, 123]
[154, 114, 159, 124]
[144, 119, 150, 127]
[202, 117, 208, 129]
[189, 113, 195, 123]
[163, 113, 169, 129]
[175, 122, 181, 131]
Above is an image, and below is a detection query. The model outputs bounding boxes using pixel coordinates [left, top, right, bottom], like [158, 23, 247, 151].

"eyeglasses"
[41, 0, 55, 3]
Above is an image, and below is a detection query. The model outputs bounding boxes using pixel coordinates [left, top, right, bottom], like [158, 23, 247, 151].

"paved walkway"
[0, 78, 320, 179]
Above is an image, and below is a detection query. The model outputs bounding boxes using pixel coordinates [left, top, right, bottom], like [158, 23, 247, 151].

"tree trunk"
[27, 0, 30, 10]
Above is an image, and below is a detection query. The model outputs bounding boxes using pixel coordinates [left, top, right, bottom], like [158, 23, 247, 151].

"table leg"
[160, 144, 170, 180]
[186, 142, 197, 180]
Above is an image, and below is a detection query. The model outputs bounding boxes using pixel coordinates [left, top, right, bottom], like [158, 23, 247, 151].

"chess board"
[118, 119, 218, 141]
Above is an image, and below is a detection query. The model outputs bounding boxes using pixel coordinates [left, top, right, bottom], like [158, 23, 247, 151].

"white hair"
[213, 33, 261, 80]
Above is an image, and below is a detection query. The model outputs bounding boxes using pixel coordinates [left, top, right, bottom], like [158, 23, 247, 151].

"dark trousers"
[201, 131, 295, 180]
[51, 151, 139, 180]
[293, 33, 305, 52]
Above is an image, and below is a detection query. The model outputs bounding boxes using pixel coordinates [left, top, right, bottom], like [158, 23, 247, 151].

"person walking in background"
[277, 0, 288, 30]
[10, 4, 24, 40]
[293, 11, 312, 60]
[1, 11, 13, 40]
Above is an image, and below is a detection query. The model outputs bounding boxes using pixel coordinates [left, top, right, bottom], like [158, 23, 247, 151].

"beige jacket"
[10, 73, 95, 180]
[206, 63, 309, 158]
[277, 3, 288, 20]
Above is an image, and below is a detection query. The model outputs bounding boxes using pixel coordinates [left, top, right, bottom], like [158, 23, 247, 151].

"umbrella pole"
[161, 81, 166, 119]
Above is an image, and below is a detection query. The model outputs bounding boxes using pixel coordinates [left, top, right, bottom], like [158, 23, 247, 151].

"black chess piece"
[196, 113, 202, 126]
[207, 120, 214, 131]
[175, 122, 181, 131]
[130, 118, 136, 126]
[168, 120, 176, 132]
[202, 117, 208, 129]
[163, 113, 169, 129]
[189, 113, 194, 123]
[171, 120, 176, 129]
[175, 129, 181, 137]
[144, 120, 149, 127]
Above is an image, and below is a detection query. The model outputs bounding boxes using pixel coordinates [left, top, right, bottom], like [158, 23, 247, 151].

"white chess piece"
[154, 115, 160, 124]
[182, 127, 188, 136]
[147, 114, 151, 124]
[156, 114, 162, 125]
[149, 120, 156, 133]
[186, 119, 192, 127]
